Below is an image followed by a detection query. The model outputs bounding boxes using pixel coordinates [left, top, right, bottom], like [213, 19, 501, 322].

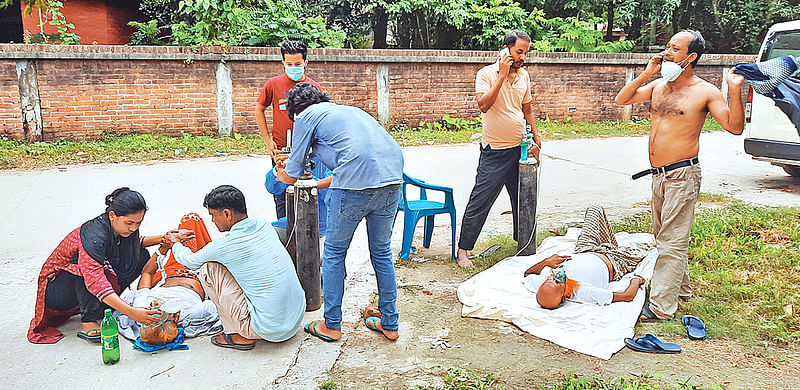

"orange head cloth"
[151, 213, 212, 285]
[563, 277, 580, 298]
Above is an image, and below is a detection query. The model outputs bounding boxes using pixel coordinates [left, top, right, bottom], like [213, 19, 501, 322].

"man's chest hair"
[650, 83, 709, 117]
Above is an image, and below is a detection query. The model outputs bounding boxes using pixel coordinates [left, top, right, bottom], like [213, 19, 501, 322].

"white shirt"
[522, 253, 614, 305]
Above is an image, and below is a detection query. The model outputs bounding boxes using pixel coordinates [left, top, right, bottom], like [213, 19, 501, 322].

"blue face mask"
[285, 66, 305, 81]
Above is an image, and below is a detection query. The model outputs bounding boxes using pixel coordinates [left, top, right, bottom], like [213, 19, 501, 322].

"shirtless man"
[614, 30, 745, 321]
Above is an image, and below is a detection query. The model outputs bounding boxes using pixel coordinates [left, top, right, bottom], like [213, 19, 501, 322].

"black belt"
[631, 157, 699, 180]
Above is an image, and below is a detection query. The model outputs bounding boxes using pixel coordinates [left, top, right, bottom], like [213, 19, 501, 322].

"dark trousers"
[44, 271, 108, 323]
[458, 144, 520, 251]
[272, 158, 287, 219]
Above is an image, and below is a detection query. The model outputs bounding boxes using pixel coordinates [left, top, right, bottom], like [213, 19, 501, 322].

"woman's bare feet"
[456, 249, 473, 268]
[80, 322, 101, 336]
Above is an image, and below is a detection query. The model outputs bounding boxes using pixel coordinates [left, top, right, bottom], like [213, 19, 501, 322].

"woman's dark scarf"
[79, 213, 150, 290]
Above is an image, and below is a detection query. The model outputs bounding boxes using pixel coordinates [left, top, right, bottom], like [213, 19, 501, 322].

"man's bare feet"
[211, 333, 257, 350]
[456, 249, 473, 268]
[364, 316, 398, 340]
[304, 320, 342, 341]
[213, 332, 256, 345]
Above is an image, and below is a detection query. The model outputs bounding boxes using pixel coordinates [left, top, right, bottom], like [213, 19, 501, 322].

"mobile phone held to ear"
[499, 47, 510, 59]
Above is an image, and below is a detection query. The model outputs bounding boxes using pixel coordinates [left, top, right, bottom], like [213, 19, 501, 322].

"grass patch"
[540, 372, 725, 390]
[390, 116, 723, 146]
[410, 369, 723, 390]
[465, 227, 568, 274]
[0, 132, 269, 170]
[1, 116, 726, 169]
[415, 367, 505, 390]
[609, 202, 800, 346]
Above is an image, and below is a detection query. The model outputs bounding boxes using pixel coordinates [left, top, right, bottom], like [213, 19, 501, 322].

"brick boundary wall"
[0, 44, 755, 141]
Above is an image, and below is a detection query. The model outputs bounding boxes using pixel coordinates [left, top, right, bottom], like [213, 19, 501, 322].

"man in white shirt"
[522, 205, 652, 309]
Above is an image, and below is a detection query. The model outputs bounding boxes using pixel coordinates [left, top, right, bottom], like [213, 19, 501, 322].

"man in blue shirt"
[164, 185, 306, 350]
[275, 83, 404, 342]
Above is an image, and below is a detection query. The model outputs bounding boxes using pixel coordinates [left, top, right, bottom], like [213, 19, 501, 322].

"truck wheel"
[782, 165, 800, 177]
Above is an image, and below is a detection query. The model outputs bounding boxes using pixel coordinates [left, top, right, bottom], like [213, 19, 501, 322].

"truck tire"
[782, 165, 800, 177]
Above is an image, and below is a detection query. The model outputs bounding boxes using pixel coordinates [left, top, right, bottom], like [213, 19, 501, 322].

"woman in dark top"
[28, 187, 179, 344]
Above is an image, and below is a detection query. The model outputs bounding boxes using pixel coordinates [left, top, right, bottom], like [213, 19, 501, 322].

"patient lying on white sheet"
[523, 253, 645, 308]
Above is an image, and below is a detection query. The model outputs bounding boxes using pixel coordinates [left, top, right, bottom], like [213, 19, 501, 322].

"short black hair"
[203, 185, 247, 215]
[681, 30, 705, 67]
[286, 83, 329, 120]
[503, 30, 531, 48]
[105, 187, 147, 216]
[280, 40, 307, 61]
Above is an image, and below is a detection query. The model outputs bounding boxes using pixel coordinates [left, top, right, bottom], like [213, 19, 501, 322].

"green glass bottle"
[101, 309, 120, 365]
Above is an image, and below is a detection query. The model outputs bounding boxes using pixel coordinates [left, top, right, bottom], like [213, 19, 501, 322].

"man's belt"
[631, 157, 699, 180]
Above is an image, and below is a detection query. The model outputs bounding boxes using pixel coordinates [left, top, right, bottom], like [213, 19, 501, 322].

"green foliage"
[415, 367, 505, 390]
[537, 16, 634, 52]
[128, 20, 167, 46]
[130, 0, 345, 47]
[318, 380, 337, 390]
[419, 114, 481, 132]
[24, 0, 80, 45]
[540, 371, 721, 389]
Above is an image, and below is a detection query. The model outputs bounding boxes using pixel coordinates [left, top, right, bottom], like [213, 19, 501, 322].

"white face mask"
[660, 55, 694, 82]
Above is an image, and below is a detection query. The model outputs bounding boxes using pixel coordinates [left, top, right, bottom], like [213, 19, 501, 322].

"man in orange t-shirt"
[456, 30, 541, 268]
[255, 40, 323, 219]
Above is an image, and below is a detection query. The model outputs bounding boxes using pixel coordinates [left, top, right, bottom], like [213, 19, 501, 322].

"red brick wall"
[20, 0, 144, 45]
[34, 59, 217, 139]
[0, 45, 755, 140]
[389, 62, 483, 125]
[0, 60, 22, 136]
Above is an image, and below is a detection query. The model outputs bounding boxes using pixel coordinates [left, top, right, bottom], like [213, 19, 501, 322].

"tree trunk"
[371, 6, 388, 49]
[605, 0, 615, 42]
[671, 0, 691, 34]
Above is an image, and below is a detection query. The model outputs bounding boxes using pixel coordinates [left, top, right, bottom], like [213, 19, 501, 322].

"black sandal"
[639, 306, 666, 323]
[77, 329, 100, 343]
[210, 333, 255, 350]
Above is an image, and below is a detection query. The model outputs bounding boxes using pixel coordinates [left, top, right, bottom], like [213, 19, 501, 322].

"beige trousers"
[199, 262, 261, 340]
[648, 165, 701, 318]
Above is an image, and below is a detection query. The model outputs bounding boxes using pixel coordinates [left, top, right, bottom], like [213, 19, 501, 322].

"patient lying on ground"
[523, 205, 652, 309]
[119, 213, 222, 343]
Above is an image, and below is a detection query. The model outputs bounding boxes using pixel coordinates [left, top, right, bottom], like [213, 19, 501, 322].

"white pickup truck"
[744, 20, 800, 177]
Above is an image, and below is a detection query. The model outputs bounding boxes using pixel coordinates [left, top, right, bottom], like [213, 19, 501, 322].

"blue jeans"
[322, 184, 401, 331]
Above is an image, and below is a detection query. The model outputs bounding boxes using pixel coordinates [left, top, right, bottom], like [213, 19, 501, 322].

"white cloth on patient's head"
[522, 253, 613, 306]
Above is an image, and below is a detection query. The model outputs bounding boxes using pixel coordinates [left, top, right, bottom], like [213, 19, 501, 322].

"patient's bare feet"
[456, 249, 473, 268]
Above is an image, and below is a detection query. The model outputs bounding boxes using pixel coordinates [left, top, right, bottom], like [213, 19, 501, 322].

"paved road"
[0, 132, 796, 388]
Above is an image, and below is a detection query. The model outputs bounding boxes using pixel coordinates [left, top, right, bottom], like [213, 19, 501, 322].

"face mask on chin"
[285, 66, 305, 81]
[660, 54, 694, 82]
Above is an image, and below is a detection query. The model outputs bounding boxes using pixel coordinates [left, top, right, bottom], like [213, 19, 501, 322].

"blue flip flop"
[624, 334, 681, 354]
[682, 315, 707, 340]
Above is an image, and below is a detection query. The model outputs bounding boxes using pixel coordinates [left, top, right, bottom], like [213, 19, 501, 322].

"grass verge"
[463, 200, 800, 347]
[1, 117, 723, 169]
[0, 132, 269, 170]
